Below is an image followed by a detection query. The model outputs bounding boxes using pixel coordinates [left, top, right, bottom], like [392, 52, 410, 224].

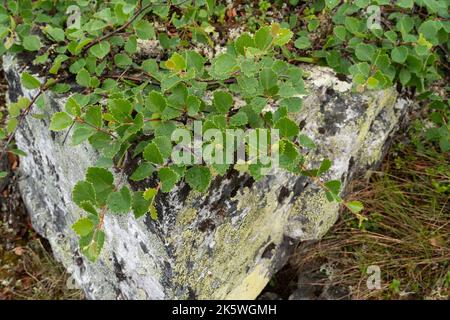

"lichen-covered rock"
[3, 55, 410, 300]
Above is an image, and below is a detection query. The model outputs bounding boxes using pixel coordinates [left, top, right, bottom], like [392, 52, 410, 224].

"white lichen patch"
[137, 39, 163, 58]
[304, 65, 352, 93]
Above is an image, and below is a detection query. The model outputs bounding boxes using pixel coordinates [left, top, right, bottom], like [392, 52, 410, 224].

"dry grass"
[0, 171, 84, 300]
[291, 143, 449, 299]
[0, 235, 84, 300]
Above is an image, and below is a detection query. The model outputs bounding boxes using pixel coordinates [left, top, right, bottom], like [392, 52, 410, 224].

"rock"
[3, 54, 410, 300]
[258, 292, 282, 300]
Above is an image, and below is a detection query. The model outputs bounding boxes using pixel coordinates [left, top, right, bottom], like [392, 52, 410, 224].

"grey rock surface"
[3, 54, 410, 300]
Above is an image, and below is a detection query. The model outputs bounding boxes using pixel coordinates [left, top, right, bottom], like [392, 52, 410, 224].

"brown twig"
[83, 2, 154, 52]
[74, 117, 118, 139]
[1, 88, 45, 155]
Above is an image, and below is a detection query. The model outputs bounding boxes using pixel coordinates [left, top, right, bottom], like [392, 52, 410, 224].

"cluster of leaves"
[282, 0, 449, 152]
[0, 1, 356, 262]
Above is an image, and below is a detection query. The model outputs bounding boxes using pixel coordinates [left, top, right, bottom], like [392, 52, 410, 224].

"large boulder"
[3, 54, 410, 299]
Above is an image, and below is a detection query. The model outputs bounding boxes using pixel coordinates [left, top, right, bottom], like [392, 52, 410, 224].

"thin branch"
[75, 117, 118, 139]
[82, 2, 155, 52]
[62, 120, 76, 145]
[1, 88, 44, 155]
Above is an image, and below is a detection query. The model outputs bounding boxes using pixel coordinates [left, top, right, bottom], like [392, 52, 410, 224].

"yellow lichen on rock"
[170, 185, 291, 299]
[225, 263, 271, 300]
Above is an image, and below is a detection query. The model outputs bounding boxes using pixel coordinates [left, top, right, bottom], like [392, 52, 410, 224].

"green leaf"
[185, 50, 205, 74]
[318, 159, 332, 176]
[141, 59, 158, 75]
[114, 53, 132, 67]
[72, 218, 95, 237]
[149, 205, 158, 220]
[65, 97, 81, 116]
[294, 36, 311, 49]
[124, 35, 138, 54]
[325, 0, 340, 9]
[384, 31, 398, 43]
[210, 53, 238, 79]
[279, 97, 302, 113]
[21, 72, 41, 89]
[354, 0, 370, 8]
[72, 181, 96, 207]
[79, 201, 98, 216]
[235, 33, 255, 55]
[185, 166, 212, 192]
[406, 54, 423, 73]
[391, 46, 408, 63]
[6, 118, 18, 134]
[349, 62, 370, 78]
[165, 52, 186, 72]
[70, 59, 86, 74]
[333, 26, 347, 41]
[422, 0, 447, 13]
[272, 26, 293, 46]
[162, 100, 183, 119]
[43, 25, 65, 42]
[142, 188, 158, 220]
[143, 142, 164, 164]
[107, 186, 132, 214]
[366, 76, 379, 90]
[213, 91, 233, 114]
[86, 167, 114, 206]
[130, 162, 155, 181]
[80, 229, 105, 262]
[108, 98, 132, 122]
[76, 68, 91, 87]
[396, 16, 414, 34]
[134, 20, 155, 40]
[23, 35, 42, 51]
[146, 91, 167, 113]
[355, 43, 375, 61]
[299, 134, 316, 149]
[49, 55, 69, 74]
[0, 171, 7, 178]
[158, 167, 180, 193]
[398, 68, 411, 86]
[8, 97, 30, 117]
[71, 125, 95, 145]
[396, 0, 414, 8]
[154, 136, 173, 158]
[143, 136, 172, 164]
[154, 122, 176, 137]
[324, 180, 341, 195]
[229, 111, 248, 127]
[132, 191, 149, 219]
[50, 112, 72, 131]
[259, 68, 278, 95]
[345, 16, 362, 35]
[186, 95, 201, 116]
[143, 188, 158, 202]
[279, 139, 300, 171]
[439, 136, 450, 152]
[89, 41, 111, 59]
[346, 200, 364, 214]
[84, 105, 102, 128]
[275, 117, 299, 138]
[254, 26, 272, 50]
[418, 20, 440, 43]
